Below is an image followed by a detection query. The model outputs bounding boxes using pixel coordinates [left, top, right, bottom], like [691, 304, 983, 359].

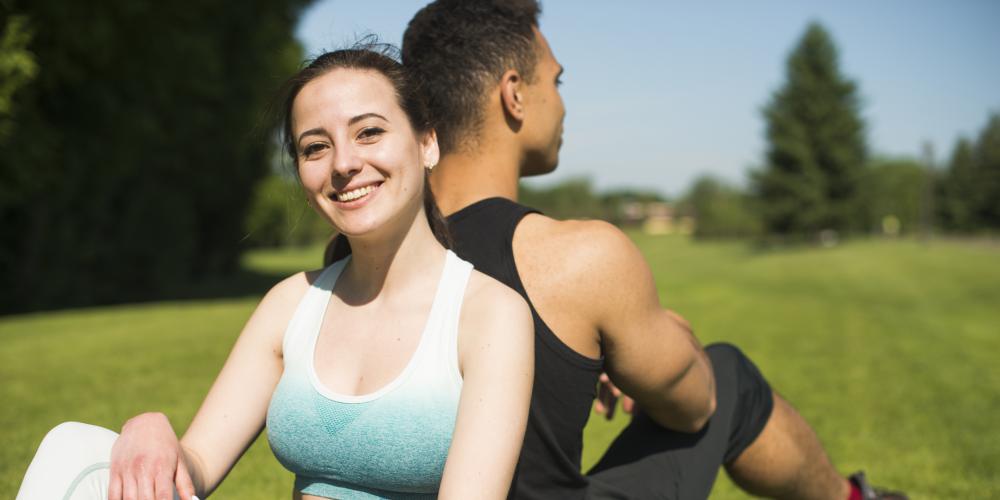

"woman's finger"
[174, 455, 197, 500]
[108, 471, 123, 500]
[154, 468, 174, 500]
[137, 467, 156, 500]
[121, 472, 138, 500]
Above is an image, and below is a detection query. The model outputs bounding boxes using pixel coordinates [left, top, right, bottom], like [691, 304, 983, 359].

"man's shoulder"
[516, 214, 638, 267]
[513, 214, 656, 354]
[513, 214, 649, 313]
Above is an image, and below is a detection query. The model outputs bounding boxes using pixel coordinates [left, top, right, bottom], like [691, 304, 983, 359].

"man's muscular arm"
[520, 217, 716, 432]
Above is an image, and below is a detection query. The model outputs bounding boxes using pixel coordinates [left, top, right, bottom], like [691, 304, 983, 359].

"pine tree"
[752, 22, 868, 238]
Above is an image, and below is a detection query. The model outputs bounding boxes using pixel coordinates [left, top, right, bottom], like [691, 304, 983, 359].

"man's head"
[403, 0, 565, 176]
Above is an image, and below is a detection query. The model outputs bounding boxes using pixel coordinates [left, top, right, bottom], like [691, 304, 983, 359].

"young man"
[397, 1, 905, 498]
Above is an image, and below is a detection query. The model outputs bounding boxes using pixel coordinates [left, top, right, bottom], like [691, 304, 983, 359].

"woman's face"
[291, 68, 438, 240]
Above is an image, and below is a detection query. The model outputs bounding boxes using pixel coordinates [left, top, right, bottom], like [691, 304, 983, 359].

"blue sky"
[296, 1, 1000, 197]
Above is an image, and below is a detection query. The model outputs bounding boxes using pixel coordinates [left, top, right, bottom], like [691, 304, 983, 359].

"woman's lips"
[331, 182, 382, 207]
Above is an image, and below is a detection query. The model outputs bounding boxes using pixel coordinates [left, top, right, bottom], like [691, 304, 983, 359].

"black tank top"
[447, 197, 603, 499]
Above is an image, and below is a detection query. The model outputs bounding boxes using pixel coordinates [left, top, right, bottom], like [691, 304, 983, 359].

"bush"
[685, 176, 760, 239]
[244, 174, 333, 248]
[0, 0, 313, 313]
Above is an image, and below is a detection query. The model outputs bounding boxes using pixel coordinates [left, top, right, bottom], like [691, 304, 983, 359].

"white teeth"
[336, 185, 374, 202]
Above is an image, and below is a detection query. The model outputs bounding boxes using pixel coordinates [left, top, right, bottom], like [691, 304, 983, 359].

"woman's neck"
[340, 208, 446, 304]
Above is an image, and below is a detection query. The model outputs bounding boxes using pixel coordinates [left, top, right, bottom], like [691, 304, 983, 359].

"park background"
[2, 0, 999, 498]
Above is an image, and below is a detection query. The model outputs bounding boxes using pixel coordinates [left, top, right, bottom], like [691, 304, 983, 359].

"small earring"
[425, 162, 436, 171]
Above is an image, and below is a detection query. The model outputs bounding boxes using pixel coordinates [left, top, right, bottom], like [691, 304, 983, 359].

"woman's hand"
[108, 412, 197, 500]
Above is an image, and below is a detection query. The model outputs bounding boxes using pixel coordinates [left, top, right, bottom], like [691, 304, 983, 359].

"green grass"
[3, 237, 998, 498]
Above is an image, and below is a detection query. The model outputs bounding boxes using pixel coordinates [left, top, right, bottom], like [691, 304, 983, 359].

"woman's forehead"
[293, 69, 399, 126]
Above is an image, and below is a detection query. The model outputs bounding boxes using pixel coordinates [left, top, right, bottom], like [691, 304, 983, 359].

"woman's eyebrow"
[296, 113, 388, 144]
[348, 112, 388, 126]
[297, 127, 327, 144]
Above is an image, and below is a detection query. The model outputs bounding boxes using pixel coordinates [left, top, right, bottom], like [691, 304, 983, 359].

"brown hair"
[275, 40, 451, 264]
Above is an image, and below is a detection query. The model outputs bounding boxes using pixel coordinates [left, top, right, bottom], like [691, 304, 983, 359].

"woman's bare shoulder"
[462, 270, 531, 323]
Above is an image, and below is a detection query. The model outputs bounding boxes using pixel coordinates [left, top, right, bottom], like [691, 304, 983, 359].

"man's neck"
[429, 139, 523, 216]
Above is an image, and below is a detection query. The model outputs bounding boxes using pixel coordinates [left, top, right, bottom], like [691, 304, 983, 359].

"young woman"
[16, 45, 534, 500]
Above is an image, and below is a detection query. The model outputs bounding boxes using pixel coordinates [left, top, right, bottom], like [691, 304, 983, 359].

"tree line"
[690, 23, 1000, 241]
[244, 22, 999, 249]
[3, 9, 994, 314]
[0, 0, 313, 313]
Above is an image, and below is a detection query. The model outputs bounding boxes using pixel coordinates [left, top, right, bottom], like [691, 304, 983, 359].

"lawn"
[2, 236, 998, 498]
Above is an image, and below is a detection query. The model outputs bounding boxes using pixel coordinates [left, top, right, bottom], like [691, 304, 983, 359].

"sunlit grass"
[583, 235, 1000, 498]
[2, 237, 997, 498]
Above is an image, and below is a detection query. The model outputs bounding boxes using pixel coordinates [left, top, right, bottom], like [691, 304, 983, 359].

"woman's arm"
[438, 274, 534, 500]
[108, 272, 310, 500]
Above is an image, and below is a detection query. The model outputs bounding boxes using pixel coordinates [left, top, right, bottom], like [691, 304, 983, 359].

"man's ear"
[500, 69, 526, 123]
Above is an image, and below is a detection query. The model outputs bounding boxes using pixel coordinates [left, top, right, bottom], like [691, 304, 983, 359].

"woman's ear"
[499, 69, 525, 122]
[421, 129, 440, 169]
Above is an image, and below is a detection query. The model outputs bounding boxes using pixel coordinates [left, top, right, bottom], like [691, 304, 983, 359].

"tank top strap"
[446, 197, 538, 297]
[282, 257, 350, 363]
[421, 250, 472, 382]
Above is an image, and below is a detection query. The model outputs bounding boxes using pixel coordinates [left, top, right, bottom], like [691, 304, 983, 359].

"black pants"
[586, 343, 775, 500]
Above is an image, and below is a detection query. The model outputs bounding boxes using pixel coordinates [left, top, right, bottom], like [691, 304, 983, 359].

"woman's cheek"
[300, 170, 325, 195]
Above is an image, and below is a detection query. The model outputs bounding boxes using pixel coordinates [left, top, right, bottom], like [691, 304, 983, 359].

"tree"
[938, 138, 977, 231]
[0, 0, 313, 312]
[860, 158, 925, 235]
[972, 114, 1000, 229]
[244, 173, 333, 248]
[937, 113, 1000, 233]
[752, 22, 868, 239]
[0, 14, 37, 140]
[685, 175, 760, 239]
[519, 178, 605, 220]
[517, 178, 667, 223]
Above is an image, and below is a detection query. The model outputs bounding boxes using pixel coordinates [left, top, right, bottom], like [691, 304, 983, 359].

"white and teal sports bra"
[267, 250, 472, 499]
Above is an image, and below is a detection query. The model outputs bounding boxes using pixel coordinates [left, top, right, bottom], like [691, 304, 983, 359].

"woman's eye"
[357, 127, 385, 142]
[301, 143, 328, 158]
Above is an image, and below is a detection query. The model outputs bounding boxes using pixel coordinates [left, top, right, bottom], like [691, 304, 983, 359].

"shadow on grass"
[1, 242, 329, 318]
[0, 268, 289, 319]
[159, 267, 291, 302]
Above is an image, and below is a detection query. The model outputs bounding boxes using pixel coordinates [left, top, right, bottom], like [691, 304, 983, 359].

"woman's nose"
[332, 145, 363, 178]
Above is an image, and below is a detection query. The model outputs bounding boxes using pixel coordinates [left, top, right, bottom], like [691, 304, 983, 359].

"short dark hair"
[402, 0, 542, 155]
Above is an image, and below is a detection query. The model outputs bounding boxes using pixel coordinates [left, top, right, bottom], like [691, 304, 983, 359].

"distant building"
[616, 201, 694, 235]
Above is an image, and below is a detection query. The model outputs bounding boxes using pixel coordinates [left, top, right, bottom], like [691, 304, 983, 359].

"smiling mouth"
[334, 183, 380, 202]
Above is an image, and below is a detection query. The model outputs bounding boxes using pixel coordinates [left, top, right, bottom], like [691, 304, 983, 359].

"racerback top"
[267, 250, 472, 499]
[447, 198, 604, 500]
